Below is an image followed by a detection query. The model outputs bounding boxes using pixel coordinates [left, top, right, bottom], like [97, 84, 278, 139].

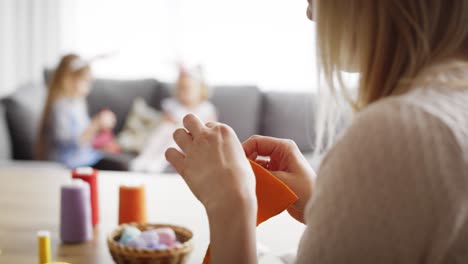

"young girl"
[130, 65, 217, 173]
[36, 54, 118, 169]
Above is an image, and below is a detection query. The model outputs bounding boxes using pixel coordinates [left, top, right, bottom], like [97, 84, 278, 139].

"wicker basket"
[107, 223, 194, 264]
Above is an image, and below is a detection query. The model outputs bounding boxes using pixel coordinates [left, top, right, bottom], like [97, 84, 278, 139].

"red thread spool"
[72, 167, 99, 226]
[118, 184, 147, 225]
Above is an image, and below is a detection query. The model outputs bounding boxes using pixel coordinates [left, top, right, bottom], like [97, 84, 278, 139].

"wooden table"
[0, 162, 305, 264]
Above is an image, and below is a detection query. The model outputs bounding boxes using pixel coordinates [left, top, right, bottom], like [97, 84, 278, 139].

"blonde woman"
[165, 0, 468, 263]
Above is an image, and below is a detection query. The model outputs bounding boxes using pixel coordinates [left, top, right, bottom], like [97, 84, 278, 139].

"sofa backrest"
[5, 79, 265, 161]
[0, 100, 12, 160]
[261, 92, 316, 152]
[4, 83, 46, 160]
[211, 85, 262, 142]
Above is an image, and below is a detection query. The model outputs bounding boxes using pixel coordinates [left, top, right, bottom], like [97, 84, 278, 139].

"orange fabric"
[202, 159, 299, 264]
[118, 185, 147, 225]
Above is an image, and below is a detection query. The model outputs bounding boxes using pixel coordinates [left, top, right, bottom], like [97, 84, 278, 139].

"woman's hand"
[165, 114, 258, 264]
[165, 114, 256, 212]
[243, 135, 316, 223]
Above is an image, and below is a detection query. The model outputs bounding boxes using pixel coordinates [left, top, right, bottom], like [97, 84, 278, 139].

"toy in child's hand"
[92, 129, 121, 154]
[119, 226, 182, 250]
[92, 109, 120, 153]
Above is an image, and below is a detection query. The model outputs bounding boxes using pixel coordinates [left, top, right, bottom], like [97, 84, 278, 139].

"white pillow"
[117, 98, 162, 153]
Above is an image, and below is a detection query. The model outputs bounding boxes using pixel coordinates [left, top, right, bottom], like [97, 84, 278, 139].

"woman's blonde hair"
[314, 0, 468, 154]
[35, 54, 91, 160]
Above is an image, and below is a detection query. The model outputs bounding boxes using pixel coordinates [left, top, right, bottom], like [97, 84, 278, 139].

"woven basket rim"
[107, 223, 194, 258]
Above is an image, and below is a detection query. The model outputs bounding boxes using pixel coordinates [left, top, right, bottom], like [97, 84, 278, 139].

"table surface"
[0, 163, 305, 264]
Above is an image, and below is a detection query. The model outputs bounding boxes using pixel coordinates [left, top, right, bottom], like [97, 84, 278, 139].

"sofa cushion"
[0, 101, 12, 159]
[4, 83, 46, 160]
[87, 79, 161, 132]
[261, 92, 316, 152]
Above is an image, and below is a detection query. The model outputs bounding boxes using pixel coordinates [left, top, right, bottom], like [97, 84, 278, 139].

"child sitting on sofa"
[130, 65, 217, 173]
[35, 54, 122, 169]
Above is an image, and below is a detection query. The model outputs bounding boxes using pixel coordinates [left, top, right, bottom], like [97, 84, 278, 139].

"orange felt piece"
[202, 159, 299, 264]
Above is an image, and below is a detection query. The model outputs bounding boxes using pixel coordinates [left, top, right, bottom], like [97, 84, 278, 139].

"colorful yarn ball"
[119, 227, 181, 250]
[119, 226, 142, 245]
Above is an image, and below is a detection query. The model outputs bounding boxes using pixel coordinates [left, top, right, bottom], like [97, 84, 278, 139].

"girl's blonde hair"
[35, 54, 91, 160]
[177, 65, 211, 101]
[314, 0, 468, 154]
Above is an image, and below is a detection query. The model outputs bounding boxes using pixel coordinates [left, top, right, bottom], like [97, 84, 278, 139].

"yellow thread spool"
[37, 230, 51, 264]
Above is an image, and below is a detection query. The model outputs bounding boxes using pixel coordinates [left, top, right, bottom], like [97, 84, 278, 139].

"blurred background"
[0, 0, 317, 97]
[1, 0, 357, 170]
[0, 2, 343, 261]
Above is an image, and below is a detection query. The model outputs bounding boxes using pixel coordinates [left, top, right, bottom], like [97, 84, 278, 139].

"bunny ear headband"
[70, 52, 117, 72]
[69, 58, 89, 72]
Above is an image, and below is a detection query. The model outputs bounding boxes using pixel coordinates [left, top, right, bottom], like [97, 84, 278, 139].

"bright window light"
[60, 0, 318, 91]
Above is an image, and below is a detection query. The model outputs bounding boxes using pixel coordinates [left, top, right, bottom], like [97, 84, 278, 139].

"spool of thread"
[72, 167, 99, 226]
[118, 184, 147, 224]
[60, 179, 93, 243]
[37, 230, 51, 264]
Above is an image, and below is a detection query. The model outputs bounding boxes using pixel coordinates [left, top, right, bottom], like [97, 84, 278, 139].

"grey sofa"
[0, 77, 317, 168]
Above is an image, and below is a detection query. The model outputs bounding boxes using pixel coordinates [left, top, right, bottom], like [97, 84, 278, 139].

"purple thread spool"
[60, 179, 92, 243]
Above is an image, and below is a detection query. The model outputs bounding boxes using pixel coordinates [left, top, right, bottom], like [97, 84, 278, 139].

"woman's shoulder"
[350, 95, 433, 133]
[310, 93, 465, 218]
[351, 87, 467, 156]
[322, 92, 462, 169]
[319, 90, 466, 184]
[356, 86, 467, 131]
[301, 91, 467, 264]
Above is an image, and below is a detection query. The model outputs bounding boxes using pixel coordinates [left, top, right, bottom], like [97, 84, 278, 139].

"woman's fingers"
[183, 114, 204, 137]
[165, 148, 186, 175]
[173, 128, 192, 152]
[205, 121, 218, 128]
[243, 135, 288, 157]
[244, 136, 301, 171]
[255, 158, 270, 169]
[247, 151, 258, 161]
